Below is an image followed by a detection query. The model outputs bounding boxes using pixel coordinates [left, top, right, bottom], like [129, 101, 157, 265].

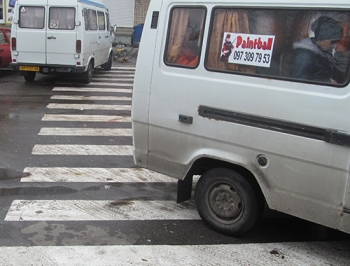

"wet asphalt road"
[0, 67, 349, 265]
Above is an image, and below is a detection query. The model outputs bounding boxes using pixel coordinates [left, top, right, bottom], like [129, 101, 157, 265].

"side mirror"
[111, 25, 117, 34]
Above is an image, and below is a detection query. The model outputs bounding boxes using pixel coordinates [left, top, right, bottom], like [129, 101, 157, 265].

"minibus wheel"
[82, 61, 93, 84]
[23, 71, 36, 82]
[195, 168, 260, 236]
[102, 53, 113, 71]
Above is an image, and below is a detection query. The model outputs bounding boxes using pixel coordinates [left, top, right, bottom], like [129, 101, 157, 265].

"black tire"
[102, 53, 113, 71]
[82, 61, 93, 84]
[23, 71, 36, 82]
[195, 168, 262, 236]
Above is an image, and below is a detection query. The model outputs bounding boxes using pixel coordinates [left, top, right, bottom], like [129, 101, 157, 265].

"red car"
[0, 28, 11, 73]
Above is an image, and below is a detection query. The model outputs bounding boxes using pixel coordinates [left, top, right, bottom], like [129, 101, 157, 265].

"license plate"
[19, 66, 40, 71]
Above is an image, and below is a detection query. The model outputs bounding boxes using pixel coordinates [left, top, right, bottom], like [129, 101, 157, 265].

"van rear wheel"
[102, 53, 113, 71]
[195, 168, 262, 236]
[23, 71, 36, 82]
[82, 61, 93, 84]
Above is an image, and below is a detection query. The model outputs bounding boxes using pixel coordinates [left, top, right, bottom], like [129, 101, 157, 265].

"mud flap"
[177, 175, 193, 203]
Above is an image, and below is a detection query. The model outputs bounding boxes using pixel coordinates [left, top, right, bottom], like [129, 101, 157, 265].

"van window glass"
[106, 13, 110, 32]
[49, 7, 75, 30]
[19, 6, 45, 29]
[165, 7, 206, 68]
[98, 11, 105, 30]
[87, 9, 98, 31]
[206, 8, 350, 86]
[84, 9, 89, 30]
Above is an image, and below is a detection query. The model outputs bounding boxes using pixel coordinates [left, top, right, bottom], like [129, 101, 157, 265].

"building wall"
[134, 0, 150, 26]
[103, 0, 135, 28]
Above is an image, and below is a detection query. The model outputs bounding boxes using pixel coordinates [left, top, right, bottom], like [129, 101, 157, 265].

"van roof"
[16, 0, 107, 9]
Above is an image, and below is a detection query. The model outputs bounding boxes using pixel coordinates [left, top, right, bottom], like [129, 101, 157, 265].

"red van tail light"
[11, 37, 16, 50]
[76, 40, 81, 53]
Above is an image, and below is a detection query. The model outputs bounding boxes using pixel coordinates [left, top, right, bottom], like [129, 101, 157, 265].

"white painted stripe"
[52, 87, 132, 93]
[38, 128, 131, 136]
[93, 78, 134, 82]
[32, 145, 132, 155]
[50, 95, 131, 101]
[21, 167, 176, 182]
[88, 82, 133, 87]
[46, 104, 131, 111]
[0, 243, 347, 266]
[93, 73, 134, 77]
[111, 66, 135, 70]
[54, 82, 133, 87]
[5, 200, 199, 221]
[42, 114, 131, 122]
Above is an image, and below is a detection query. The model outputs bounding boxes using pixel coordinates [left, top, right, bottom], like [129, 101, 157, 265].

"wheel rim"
[205, 181, 244, 224]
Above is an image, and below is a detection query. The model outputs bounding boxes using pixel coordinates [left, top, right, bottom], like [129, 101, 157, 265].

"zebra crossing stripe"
[42, 114, 131, 122]
[93, 73, 134, 77]
[50, 95, 131, 101]
[53, 82, 133, 87]
[90, 82, 133, 87]
[21, 167, 176, 182]
[5, 200, 200, 221]
[32, 145, 132, 155]
[0, 243, 346, 266]
[92, 78, 134, 82]
[111, 66, 135, 70]
[46, 103, 131, 111]
[52, 87, 132, 93]
[38, 128, 131, 136]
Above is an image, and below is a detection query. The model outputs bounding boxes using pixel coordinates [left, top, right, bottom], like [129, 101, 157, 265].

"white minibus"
[10, 0, 115, 83]
[132, 0, 350, 236]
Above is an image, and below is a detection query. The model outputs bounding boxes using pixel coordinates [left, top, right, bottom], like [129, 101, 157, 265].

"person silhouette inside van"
[290, 16, 344, 84]
[177, 41, 200, 66]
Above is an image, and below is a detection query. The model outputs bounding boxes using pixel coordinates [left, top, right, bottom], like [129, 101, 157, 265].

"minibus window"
[88, 10, 98, 31]
[206, 8, 350, 86]
[49, 7, 75, 30]
[98, 11, 105, 31]
[165, 7, 206, 68]
[19, 6, 45, 29]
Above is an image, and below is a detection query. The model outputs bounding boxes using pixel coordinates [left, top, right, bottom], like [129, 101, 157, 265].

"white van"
[10, 0, 115, 83]
[132, 0, 350, 236]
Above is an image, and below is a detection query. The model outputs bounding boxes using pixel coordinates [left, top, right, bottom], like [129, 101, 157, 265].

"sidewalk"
[112, 45, 138, 67]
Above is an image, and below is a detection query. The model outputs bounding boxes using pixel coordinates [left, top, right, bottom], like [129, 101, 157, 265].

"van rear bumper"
[10, 63, 85, 73]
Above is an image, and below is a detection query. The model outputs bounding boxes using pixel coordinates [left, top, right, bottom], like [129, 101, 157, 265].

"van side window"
[165, 7, 206, 68]
[19, 6, 45, 29]
[98, 11, 105, 31]
[106, 13, 110, 32]
[86, 9, 98, 31]
[49, 7, 75, 30]
[206, 8, 350, 86]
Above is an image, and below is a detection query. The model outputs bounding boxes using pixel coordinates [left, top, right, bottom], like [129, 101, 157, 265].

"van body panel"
[132, 0, 350, 234]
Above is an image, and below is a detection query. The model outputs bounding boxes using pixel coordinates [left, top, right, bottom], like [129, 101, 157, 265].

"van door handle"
[179, 114, 193, 124]
[47, 36, 56, 40]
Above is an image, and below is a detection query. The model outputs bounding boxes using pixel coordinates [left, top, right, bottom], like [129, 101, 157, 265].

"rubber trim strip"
[198, 105, 350, 147]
